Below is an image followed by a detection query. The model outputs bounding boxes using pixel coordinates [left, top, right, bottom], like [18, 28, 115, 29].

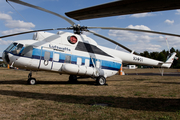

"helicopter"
[1, 0, 180, 85]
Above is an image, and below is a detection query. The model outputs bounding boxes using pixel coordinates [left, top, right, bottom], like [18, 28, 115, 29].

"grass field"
[0, 67, 180, 120]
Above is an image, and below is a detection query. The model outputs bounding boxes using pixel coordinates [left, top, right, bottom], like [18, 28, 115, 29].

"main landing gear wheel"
[69, 75, 77, 83]
[96, 76, 106, 85]
[27, 78, 36, 85]
[27, 71, 36, 85]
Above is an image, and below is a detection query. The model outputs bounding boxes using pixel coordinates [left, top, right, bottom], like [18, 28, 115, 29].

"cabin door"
[39, 47, 53, 70]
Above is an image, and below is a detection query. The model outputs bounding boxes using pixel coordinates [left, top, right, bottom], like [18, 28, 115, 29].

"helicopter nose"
[2, 51, 10, 64]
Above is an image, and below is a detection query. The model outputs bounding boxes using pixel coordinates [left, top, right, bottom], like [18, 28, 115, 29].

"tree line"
[139, 47, 180, 68]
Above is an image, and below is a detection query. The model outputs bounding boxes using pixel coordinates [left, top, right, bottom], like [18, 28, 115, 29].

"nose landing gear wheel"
[27, 78, 36, 85]
[96, 76, 106, 85]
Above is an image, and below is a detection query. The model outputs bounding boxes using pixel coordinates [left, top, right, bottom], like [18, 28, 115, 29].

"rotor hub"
[73, 24, 87, 34]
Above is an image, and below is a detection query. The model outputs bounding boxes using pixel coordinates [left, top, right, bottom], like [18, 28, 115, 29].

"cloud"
[127, 25, 151, 30]
[1, 28, 32, 35]
[131, 12, 154, 18]
[128, 43, 162, 52]
[175, 9, 180, 15]
[158, 35, 180, 49]
[0, 12, 12, 20]
[0, 39, 13, 45]
[5, 20, 35, 29]
[108, 25, 166, 52]
[108, 25, 152, 42]
[164, 19, 174, 25]
[117, 12, 155, 19]
[117, 15, 126, 19]
[0, 12, 35, 35]
[108, 24, 180, 52]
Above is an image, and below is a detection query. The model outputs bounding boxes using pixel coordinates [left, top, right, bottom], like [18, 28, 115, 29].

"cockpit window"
[20, 45, 33, 58]
[5, 43, 17, 52]
[11, 44, 24, 55]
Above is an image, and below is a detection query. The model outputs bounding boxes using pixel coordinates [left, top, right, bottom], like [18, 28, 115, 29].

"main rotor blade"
[86, 30, 139, 55]
[66, 0, 180, 20]
[0, 28, 70, 39]
[7, 0, 75, 26]
[87, 27, 180, 37]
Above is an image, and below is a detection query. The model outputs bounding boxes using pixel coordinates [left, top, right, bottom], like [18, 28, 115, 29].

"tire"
[96, 76, 106, 85]
[27, 78, 36, 85]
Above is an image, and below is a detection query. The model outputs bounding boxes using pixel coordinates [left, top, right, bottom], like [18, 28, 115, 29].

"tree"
[139, 47, 180, 68]
[150, 52, 159, 60]
[170, 47, 175, 53]
[157, 52, 166, 62]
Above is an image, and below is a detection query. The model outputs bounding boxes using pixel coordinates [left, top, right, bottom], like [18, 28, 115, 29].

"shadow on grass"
[0, 89, 179, 112]
[0, 80, 27, 84]
[127, 73, 180, 76]
[148, 82, 180, 84]
[0, 80, 96, 85]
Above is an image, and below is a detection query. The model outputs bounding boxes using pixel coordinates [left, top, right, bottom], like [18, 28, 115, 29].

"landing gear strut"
[27, 71, 36, 85]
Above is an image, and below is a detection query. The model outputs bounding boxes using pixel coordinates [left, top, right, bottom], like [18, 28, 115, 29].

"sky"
[1, 0, 180, 56]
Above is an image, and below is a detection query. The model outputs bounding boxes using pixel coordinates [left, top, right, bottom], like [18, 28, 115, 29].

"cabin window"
[53, 53, 59, 62]
[6, 43, 17, 52]
[75, 41, 112, 57]
[44, 51, 50, 61]
[21, 45, 33, 58]
[85, 59, 89, 67]
[65, 55, 71, 63]
[11, 44, 23, 55]
[96, 61, 101, 68]
[77, 57, 82, 65]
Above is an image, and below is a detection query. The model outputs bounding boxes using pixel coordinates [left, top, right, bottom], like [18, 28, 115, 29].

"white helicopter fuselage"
[2, 31, 176, 79]
[2, 31, 122, 78]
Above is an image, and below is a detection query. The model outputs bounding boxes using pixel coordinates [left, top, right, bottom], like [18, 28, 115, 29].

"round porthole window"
[68, 36, 78, 44]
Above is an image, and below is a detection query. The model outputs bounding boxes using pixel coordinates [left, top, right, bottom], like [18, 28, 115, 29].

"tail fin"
[161, 52, 177, 68]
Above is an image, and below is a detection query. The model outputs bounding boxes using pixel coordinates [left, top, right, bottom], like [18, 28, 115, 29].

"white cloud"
[131, 12, 154, 18]
[108, 25, 152, 42]
[108, 24, 180, 52]
[158, 36, 180, 48]
[0, 39, 13, 45]
[164, 19, 174, 25]
[108, 25, 166, 52]
[5, 20, 35, 29]
[175, 9, 180, 15]
[117, 15, 126, 19]
[128, 43, 162, 52]
[117, 12, 155, 19]
[0, 12, 35, 35]
[127, 25, 151, 30]
[0, 12, 12, 20]
[1, 28, 32, 35]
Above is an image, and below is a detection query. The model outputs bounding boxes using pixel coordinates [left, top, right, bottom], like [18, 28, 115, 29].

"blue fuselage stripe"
[10, 48, 121, 71]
